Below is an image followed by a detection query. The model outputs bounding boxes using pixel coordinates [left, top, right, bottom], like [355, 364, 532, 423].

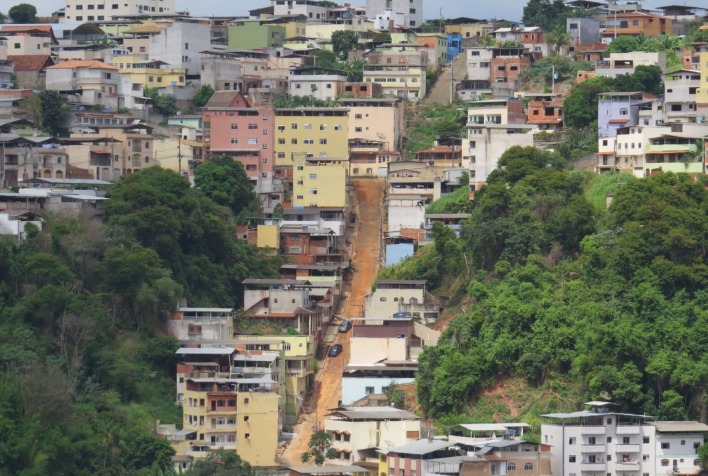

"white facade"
[386, 195, 427, 234]
[288, 72, 347, 101]
[148, 21, 212, 78]
[366, 0, 423, 28]
[663, 69, 700, 124]
[596, 52, 667, 78]
[324, 407, 421, 464]
[543, 405, 708, 476]
[364, 281, 426, 318]
[467, 48, 492, 82]
[271, 0, 329, 20]
[63, 0, 177, 22]
[466, 125, 536, 191]
[167, 307, 234, 341]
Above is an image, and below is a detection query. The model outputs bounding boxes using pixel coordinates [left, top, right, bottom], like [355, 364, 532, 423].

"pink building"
[202, 91, 275, 186]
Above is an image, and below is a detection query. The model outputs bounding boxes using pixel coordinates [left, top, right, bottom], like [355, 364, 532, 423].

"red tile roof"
[8, 55, 54, 72]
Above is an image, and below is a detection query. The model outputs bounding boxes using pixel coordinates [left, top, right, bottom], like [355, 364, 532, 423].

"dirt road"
[423, 51, 467, 104]
[281, 179, 384, 465]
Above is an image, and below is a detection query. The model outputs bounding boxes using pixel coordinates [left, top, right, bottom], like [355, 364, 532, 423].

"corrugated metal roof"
[653, 421, 708, 433]
[389, 439, 452, 455]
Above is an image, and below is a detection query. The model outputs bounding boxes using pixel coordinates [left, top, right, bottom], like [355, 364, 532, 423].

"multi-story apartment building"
[62, 0, 177, 22]
[597, 124, 706, 177]
[202, 91, 275, 191]
[595, 52, 667, 79]
[465, 124, 537, 193]
[339, 97, 403, 150]
[274, 108, 349, 166]
[490, 46, 534, 88]
[663, 69, 700, 124]
[542, 402, 708, 476]
[168, 307, 234, 341]
[292, 153, 348, 208]
[364, 280, 439, 321]
[416, 33, 449, 70]
[567, 17, 600, 46]
[363, 49, 427, 102]
[699, 49, 708, 117]
[467, 47, 493, 82]
[200, 49, 271, 92]
[175, 347, 281, 466]
[366, 0, 423, 28]
[147, 20, 212, 80]
[467, 98, 526, 126]
[288, 67, 348, 101]
[524, 94, 564, 130]
[597, 91, 645, 138]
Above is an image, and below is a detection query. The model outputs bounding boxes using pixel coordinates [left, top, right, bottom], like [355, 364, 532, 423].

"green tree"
[144, 87, 178, 117]
[193, 84, 215, 108]
[194, 156, 259, 219]
[564, 77, 611, 128]
[301, 430, 338, 465]
[606, 35, 641, 53]
[21, 90, 70, 136]
[332, 30, 358, 60]
[656, 389, 688, 421]
[373, 32, 391, 44]
[545, 26, 572, 55]
[184, 450, 254, 476]
[522, 0, 569, 32]
[8, 3, 37, 23]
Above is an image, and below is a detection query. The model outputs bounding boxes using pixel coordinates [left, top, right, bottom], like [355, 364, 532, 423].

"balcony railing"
[581, 444, 606, 453]
[615, 444, 640, 453]
[615, 425, 640, 435]
[580, 426, 606, 435]
[580, 462, 606, 471]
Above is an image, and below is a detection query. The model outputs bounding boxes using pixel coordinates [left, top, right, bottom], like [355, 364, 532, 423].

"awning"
[609, 118, 629, 124]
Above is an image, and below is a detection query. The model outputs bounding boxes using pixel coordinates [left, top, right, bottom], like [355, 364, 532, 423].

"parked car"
[328, 344, 343, 357]
[338, 320, 352, 333]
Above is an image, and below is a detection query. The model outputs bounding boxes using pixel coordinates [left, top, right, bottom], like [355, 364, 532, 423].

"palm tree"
[546, 27, 572, 55]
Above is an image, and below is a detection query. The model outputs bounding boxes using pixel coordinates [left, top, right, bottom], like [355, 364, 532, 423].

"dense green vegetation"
[405, 102, 467, 159]
[381, 147, 708, 425]
[0, 167, 281, 474]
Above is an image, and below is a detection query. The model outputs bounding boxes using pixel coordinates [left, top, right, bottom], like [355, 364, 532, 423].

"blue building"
[446, 33, 462, 63]
[597, 91, 644, 138]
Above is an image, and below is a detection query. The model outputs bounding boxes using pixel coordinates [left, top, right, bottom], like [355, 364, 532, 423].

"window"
[309, 174, 317, 180]
[230, 138, 238, 144]
[291, 139, 298, 144]
[263, 129, 268, 135]
[319, 139, 327, 145]
[303, 139, 314, 145]
[606, 418, 612, 424]
[643, 436, 650, 444]
[569, 437, 576, 445]
[662, 442, 670, 449]
[355, 114, 363, 119]
[262, 144, 268, 149]
[524, 464, 533, 470]
[661, 459, 669, 466]
[291, 123, 297, 129]
[589, 437, 596, 445]
[310, 189, 317, 195]
[278, 138, 285, 144]
[623, 437, 630, 444]
[569, 455, 576, 462]
[248, 123, 257, 129]
[365, 386, 374, 394]
[278, 152, 285, 158]
[507, 463, 516, 471]
[619, 108, 628, 116]
[607, 437, 612, 443]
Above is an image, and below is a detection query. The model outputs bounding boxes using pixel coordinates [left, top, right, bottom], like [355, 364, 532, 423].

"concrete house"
[602, 12, 672, 42]
[364, 280, 439, 322]
[62, 0, 177, 22]
[597, 91, 646, 138]
[595, 52, 667, 79]
[288, 67, 347, 102]
[663, 69, 700, 124]
[324, 407, 421, 467]
[168, 307, 234, 341]
[366, 0, 423, 28]
[45, 60, 127, 110]
[338, 97, 403, 151]
[385, 439, 461, 476]
[363, 48, 427, 102]
[567, 17, 600, 46]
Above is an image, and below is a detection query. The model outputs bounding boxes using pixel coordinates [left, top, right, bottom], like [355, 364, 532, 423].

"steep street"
[423, 52, 468, 105]
[282, 178, 384, 465]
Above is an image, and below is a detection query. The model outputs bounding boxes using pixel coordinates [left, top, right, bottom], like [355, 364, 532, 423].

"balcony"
[616, 425, 640, 435]
[580, 463, 606, 471]
[615, 444, 640, 453]
[207, 441, 237, 450]
[615, 461, 640, 471]
[581, 444, 606, 453]
[580, 426, 606, 435]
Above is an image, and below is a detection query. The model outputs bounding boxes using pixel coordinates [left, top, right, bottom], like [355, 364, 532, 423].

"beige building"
[363, 49, 427, 102]
[62, 0, 177, 22]
[338, 97, 403, 151]
[292, 153, 348, 208]
[324, 407, 421, 468]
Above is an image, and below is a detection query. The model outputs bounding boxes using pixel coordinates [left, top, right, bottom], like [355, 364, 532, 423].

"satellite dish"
[376, 132, 386, 140]
[600, 390, 612, 400]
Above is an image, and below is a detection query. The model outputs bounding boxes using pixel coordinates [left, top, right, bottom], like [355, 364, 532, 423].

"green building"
[228, 20, 285, 50]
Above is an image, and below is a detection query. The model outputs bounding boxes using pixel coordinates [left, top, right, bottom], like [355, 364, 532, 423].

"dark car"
[338, 320, 352, 333]
[328, 344, 343, 357]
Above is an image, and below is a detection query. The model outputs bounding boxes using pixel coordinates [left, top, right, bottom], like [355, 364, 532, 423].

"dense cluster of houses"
[1, 0, 707, 474]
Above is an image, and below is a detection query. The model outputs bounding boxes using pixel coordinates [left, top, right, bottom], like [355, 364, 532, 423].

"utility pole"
[450, 56, 454, 104]
[178, 135, 182, 175]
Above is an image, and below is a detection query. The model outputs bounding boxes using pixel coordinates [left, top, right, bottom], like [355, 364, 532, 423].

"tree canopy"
[9, 3, 37, 23]
[332, 30, 358, 60]
[194, 156, 260, 221]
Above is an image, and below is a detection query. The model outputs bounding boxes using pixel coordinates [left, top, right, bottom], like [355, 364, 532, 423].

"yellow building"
[293, 153, 347, 208]
[445, 22, 495, 40]
[698, 51, 708, 112]
[265, 15, 307, 40]
[274, 108, 349, 166]
[256, 224, 280, 250]
[176, 347, 281, 467]
[112, 54, 186, 88]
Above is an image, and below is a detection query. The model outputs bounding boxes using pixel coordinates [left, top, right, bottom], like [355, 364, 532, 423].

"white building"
[288, 67, 347, 101]
[541, 402, 708, 476]
[595, 51, 667, 79]
[147, 20, 212, 79]
[663, 69, 700, 124]
[324, 407, 421, 465]
[466, 124, 537, 192]
[167, 307, 234, 341]
[271, 0, 329, 20]
[62, 0, 177, 22]
[466, 47, 492, 82]
[366, 0, 423, 28]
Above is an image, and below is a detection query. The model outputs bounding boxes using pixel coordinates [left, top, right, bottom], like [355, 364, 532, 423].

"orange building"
[603, 12, 672, 39]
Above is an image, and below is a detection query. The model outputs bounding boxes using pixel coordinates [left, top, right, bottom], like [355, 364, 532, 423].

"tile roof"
[47, 60, 119, 70]
[8, 55, 54, 72]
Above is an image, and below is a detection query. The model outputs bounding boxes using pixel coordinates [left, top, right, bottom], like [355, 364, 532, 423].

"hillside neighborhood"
[0, 0, 707, 475]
